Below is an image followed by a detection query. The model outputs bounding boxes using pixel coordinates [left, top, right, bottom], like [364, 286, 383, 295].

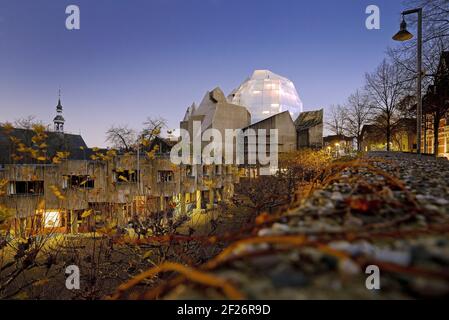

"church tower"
[53, 90, 65, 133]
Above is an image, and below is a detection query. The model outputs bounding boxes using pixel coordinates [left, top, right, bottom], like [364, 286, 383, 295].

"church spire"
[57, 89, 62, 110]
[53, 89, 65, 133]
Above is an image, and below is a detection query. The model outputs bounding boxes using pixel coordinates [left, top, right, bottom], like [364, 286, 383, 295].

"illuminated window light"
[43, 211, 61, 228]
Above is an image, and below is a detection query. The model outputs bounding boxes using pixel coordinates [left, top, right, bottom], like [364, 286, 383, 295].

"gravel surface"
[161, 152, 449, 299]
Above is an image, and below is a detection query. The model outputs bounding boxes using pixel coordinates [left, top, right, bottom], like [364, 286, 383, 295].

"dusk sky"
[0, 0, 407, 147]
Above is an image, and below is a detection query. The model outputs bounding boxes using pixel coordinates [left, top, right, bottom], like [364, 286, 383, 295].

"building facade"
[0, 93, 242, 236]
[295, 109, 324, 149]
[361, 119, 417, 153]
[422, 51, 449, 158]
[240, 111, 297, 177]
[323, 134, 355, 156]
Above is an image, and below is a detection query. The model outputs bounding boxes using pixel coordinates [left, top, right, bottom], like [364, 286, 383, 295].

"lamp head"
[392, 17, 414, 41]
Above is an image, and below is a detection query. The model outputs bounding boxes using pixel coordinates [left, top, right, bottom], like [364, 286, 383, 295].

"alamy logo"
[365, 5, 380, 30]
[65, 5, 80, 30]
[65, 265, 80, 290]
[170, 121, 279, 175]
[365, 265, 380, 290]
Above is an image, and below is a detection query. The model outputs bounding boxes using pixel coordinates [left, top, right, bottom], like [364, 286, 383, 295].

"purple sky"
[0, 0, 407, 147]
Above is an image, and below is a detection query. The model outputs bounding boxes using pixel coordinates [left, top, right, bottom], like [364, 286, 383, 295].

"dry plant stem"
[112, 221, 449, 299]
[112, 261, 245, 300]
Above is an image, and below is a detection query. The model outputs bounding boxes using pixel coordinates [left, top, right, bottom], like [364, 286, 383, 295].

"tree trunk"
[386, 123, 391, 151]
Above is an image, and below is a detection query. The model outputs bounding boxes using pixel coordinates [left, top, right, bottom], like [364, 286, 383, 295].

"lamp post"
[392, 8, 423, 155]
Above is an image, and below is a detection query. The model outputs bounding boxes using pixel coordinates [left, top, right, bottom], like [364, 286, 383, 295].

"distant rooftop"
[294, 109, 323, 131]
[0, 127, 90, 164]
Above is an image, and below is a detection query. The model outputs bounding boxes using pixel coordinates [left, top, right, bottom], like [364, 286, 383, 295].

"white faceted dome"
[228, 70, 303, 123]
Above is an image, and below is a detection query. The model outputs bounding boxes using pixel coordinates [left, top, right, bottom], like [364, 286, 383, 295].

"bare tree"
[105, 125, 136, 152]
[326, 104, 347, 136]
[14, 115, 46, 130]
[388, 0, 449, 90]
[365, 59, 408, 151]
[345, 90, 373, 151]
[13, 116, 46, 147]
[141, 117, 167, 142]
[233, 175, 288, 215]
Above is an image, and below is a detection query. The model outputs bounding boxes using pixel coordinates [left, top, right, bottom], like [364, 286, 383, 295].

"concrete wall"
[243, 111, 297, 158]
[308, 123, 324, 149]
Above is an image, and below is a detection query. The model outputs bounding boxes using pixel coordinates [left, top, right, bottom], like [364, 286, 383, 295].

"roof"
[56, 99, 63, 111]
[294, 109, 323, 131]
[0, 127, 90, 164]
[241, 111, 292, 131]
[435, 51, 449, 84]
[53, 115, 65, 122]
[361, 125, 386, 143]
[323, 134, 354, 143]
[395, 117, 416, 127]
[361, 124, 377, 135]
[422, 51, 449, 113]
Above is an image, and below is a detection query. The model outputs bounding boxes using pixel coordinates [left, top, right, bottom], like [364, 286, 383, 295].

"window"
[63, 175, 94, 189]
[113, 170, 138, 183]
[215, 165, 222, 175]
[446, 132, 449, 153]
[43, 211, 61, 228]
[185, 165, 193, 177]
[157, 171, 174, 183]
[9, 181, 44, 196]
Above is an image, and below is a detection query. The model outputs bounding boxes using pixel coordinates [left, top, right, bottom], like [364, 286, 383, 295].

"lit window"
[43, 211, 61, 228]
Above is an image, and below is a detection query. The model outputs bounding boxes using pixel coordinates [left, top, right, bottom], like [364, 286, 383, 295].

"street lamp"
[392, 17, 413, 41]
[392, 8, 423, 155]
